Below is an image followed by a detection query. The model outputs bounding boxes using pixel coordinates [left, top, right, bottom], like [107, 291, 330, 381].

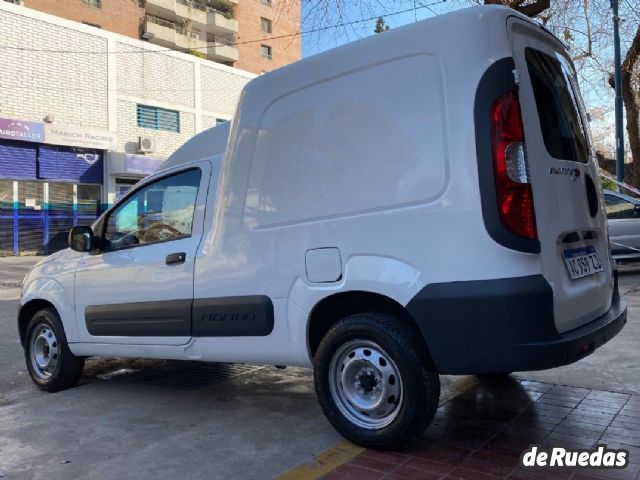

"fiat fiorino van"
[19, 6, 626, 448]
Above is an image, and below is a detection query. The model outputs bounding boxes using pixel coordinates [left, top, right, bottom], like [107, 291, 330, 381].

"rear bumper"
[406, 273, 627, 375]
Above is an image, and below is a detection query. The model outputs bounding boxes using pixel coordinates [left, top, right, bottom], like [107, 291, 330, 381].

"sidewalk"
[321, 378, 640, 480]
[0, 256, 42, 288]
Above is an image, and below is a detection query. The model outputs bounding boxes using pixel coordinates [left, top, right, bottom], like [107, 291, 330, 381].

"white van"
[19, 6, 626, 448]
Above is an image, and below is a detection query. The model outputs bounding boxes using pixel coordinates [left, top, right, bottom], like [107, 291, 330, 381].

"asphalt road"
[1, 256, 639, 479]
[0, 257, 472, 480]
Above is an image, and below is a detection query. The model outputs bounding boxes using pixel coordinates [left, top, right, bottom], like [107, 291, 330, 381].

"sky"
[298, 0, 637, 160]
[301, 1, 449, 58]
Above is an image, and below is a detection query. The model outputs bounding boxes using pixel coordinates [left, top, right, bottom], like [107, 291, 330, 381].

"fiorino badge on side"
[520, 445, 629, 469]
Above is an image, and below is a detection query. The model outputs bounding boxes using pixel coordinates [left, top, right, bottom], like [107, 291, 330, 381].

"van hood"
[32, 249, 69, 268]
[21, 249, 83, 298]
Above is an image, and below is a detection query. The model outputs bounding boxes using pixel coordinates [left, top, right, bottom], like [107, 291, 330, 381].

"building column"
[43, 182, 49, 255]
[194, 61, 202, 133]
[106, 37, 118, 207]
[12, 180, 18, 256]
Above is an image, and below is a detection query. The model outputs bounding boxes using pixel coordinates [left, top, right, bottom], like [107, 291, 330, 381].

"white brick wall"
[201, 65, 248, 114]
[0, 8, 109, 129]
[0, 2, 255, 159]
[117, 42, 196, 110]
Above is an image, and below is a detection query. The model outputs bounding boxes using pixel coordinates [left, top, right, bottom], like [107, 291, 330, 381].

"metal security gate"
[0, 180, 12, 254]
[0, 181, 103, 256]
[17, 181, 45, 254]
[0, 140, 105, 256]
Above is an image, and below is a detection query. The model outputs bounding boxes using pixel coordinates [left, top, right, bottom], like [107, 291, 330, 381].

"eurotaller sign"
[0, 116, 116, 150]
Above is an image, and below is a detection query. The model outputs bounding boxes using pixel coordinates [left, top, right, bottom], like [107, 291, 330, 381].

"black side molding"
[86, 295, 275, 338]
[85, 300, 192, 336]
[192, 296, 274, 337]
[474, 57, 541, 254]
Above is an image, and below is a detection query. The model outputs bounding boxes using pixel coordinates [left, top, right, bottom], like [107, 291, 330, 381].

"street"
[1, 257, 640, 479]
[0, 257, 471, 480]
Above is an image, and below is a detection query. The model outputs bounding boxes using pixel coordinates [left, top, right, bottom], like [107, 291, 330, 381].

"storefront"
[105, 152, 164, 204]
[0, 117, 116, 255]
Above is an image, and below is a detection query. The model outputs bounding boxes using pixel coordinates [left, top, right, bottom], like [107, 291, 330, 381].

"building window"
[261, 0, 272, 6]
[261, 44, 272, 59]
[81, 0, 102, 8]
[137, 105, 180, 133]
[260, 17, 272, 34]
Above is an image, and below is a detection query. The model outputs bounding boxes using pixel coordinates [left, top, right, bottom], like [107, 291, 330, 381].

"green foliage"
[600, 174, 619, 192]
[189, 49, 207, 59]
[194, 0, 236, 19]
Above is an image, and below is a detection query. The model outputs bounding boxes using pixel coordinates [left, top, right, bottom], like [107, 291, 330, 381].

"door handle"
[166, 252, 186, 265]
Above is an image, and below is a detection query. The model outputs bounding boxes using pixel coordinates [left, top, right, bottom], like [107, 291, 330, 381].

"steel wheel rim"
[328, 339, 403, 430]
[29, 323, 59, 380]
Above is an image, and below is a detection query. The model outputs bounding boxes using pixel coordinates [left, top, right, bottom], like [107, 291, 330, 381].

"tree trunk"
[621, 24, 640, 187]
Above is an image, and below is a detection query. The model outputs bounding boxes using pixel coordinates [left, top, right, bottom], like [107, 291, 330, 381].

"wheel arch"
[18, 299, 57, 348]
[306, 290, 432, 363]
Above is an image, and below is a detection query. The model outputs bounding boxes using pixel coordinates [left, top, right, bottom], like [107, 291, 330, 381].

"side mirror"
[68, 226, 94, 252]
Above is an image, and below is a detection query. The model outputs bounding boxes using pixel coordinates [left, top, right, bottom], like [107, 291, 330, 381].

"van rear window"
[525, 48, 589, 163]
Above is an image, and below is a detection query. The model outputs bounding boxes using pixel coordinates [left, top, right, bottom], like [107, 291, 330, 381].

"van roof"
[159, 5, 545, 172]
[158, 121, 230, 171]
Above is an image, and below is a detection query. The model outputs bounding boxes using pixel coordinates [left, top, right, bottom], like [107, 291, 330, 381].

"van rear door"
[508, 18, 613, 333]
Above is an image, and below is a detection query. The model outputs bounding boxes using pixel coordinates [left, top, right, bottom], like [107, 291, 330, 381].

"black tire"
[314, 312, 440, 449]
[24, 307, 85, 392]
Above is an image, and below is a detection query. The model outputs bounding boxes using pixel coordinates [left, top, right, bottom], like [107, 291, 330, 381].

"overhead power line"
[0, 1, 446, 55]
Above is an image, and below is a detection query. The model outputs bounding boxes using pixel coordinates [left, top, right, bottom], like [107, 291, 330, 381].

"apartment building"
[5, 0, 301, 74]
[0, 2, 259, 255]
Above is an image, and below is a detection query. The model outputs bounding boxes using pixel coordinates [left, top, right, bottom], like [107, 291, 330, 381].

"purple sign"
[0, 118, 45, 143]
[124, 154, 163, 175]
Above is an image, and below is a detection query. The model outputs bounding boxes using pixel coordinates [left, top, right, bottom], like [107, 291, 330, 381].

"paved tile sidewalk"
[323, 378, 640, 480]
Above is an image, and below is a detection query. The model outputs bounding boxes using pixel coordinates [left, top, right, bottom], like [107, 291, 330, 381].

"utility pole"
[612, 0, 625, 183]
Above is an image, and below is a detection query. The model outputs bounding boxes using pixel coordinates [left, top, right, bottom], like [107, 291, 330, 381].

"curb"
[276, 376, 479, 480]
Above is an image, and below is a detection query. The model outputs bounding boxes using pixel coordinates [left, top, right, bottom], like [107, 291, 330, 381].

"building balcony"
[143, 17, 239, 63]
[145, 0, 238, 35]
[207, 37, 239, 62]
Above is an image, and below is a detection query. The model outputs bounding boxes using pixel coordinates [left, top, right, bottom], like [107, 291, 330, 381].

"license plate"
[562, 246, 604, 279]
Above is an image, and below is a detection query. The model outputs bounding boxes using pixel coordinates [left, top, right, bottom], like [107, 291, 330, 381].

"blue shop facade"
[0, 117, 162, 255]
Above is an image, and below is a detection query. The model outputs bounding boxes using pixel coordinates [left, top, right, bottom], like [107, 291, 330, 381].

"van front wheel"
[314, 312, 440, 449]
[25, 308, 85, 392]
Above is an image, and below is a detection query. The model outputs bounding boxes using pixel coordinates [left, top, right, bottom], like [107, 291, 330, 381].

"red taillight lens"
[490, 90, 538, 241]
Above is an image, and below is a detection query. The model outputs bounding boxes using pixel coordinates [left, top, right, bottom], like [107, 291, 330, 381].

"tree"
[617, 24, 640, 186]
[374, 17, 390, 33]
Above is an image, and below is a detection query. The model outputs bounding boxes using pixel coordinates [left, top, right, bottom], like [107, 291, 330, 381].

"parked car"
[604, 189, 640, 261]
[19, 5, 626, 449]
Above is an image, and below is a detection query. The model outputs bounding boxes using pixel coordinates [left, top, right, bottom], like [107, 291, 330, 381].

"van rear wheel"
[314, 312, 440, 449]
[24, 307, 85, 392]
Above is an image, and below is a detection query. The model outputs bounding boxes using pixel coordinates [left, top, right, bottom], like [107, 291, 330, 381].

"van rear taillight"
[490, 90, 538, 241]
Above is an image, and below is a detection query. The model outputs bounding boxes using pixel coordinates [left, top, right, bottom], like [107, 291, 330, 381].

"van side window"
[525, 48, 589, 163]
[605, 194, 639, 219]
[104, 169, 201, 251]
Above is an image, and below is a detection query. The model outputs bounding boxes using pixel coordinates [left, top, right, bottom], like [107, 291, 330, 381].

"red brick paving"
[323, 378, 640, 480]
